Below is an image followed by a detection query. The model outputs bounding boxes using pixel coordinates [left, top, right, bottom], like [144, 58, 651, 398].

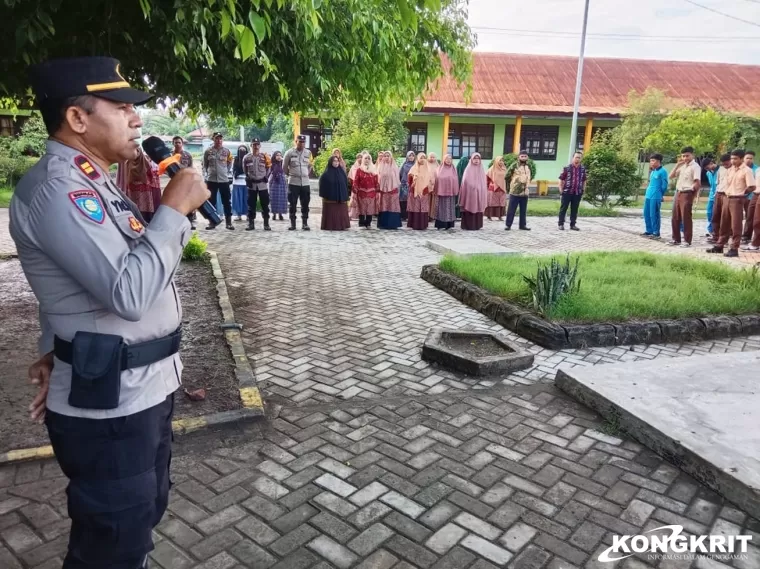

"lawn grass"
[524, 199, 620, 217]
[0, 186, 12, 208]
[439, 251, 760, 323]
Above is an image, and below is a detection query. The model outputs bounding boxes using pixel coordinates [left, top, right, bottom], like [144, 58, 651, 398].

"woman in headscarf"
[376, 150, 402, 229]
[331, 148, 347, 172]
[428, 152, 440, 221]
[119, 148, 162, 223]
[319, 154, 351, 231]
[268, 150, 287, 221]
[232, 144, 250, 222]
[434, 154, 459, 230]
[459, 152, 488, 230]
[407, 153, 433, 230]
[485, 155, 508, 221]
[455, 153, 470, 219]
[352, 152, 379, 228]
[399, 151, 416, 221]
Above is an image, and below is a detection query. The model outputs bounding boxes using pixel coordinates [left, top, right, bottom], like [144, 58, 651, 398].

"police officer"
[203, 132, 234, 230]
[173, 136, 197, 229]
[282, 134, 312, 230]
[242, 137, 271, 231]
[10, 57, 209, 569]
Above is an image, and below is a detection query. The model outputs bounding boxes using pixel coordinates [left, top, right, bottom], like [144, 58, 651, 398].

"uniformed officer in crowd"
[242, 137, 271, 231]
[283, 134, 313, 230]
[173, 135, 197, 229]
[9, 56, 209, 569]
[202, 132, 234, 230]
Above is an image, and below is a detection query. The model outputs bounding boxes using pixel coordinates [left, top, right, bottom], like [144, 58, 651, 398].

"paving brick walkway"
[1, 212, 759, 568]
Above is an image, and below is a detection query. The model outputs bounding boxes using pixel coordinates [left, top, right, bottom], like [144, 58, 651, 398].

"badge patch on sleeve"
[73, 155, 101, 180]
[128, 216, 144, 233]
[68, 190, 105, 224]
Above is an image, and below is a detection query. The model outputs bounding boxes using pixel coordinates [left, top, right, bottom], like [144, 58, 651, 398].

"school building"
[297, 52, 760, 183]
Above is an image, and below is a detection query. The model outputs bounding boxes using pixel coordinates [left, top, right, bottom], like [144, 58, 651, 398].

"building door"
[303, 130, 322, 157]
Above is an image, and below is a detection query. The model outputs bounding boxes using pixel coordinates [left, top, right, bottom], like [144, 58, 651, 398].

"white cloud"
[467, 0, 760, 64]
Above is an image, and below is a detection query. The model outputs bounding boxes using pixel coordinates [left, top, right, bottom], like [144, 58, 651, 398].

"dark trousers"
[743, 193, 758, 240]
[207, 182, 232, 220]
[717, 196, 746, 251]
[711, 193, 726, 238]
[45, 394, 175, 569]
[400, 200, 408, 221]
[248, 188, 270, 221]
[288, 184, 311, 221]
[506, 195, 528, 228]
[671, 190, 694, 244]
[559, 193, 582, 226]
[359, 215, 373, 227]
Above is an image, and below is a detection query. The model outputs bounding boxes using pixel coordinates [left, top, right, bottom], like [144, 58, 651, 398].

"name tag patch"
[69, 190, 105, 224]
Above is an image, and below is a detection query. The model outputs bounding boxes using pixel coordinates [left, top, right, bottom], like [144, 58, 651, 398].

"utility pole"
[568, 0, 590, 163]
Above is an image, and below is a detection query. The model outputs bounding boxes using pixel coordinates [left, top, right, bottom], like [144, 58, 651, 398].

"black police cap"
[28, 56, 152, 105]
[251, 137, 261, 144]
[296, 135, 306, 142]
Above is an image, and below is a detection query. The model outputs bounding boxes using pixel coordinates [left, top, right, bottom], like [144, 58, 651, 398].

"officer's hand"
[161, 169, 211, 215]
[28, 352, 53, 424]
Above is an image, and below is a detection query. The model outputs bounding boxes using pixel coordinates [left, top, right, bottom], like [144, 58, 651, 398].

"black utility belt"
[247, 177, 267, 183]
[54, 328, 181, 411]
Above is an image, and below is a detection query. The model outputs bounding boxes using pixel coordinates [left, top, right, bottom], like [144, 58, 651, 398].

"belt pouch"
[68, 331, 124, 410]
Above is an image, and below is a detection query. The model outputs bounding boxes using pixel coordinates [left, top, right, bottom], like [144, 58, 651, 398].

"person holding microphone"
[9, 56, 209, 569]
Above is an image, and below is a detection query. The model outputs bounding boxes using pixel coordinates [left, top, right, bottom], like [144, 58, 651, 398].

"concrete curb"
[0, 250, 264, 466]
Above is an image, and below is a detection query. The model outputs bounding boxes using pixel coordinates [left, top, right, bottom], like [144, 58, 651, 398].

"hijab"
[457, 153, 470, 185]
[435, 154, 459, 197]
[377, 150, 399, 192]
[400, 151, 416, 185]
[428, 152, 440, 183]
[359, 152, 375, 174]
[408, 153, 433, 197]
[486, 156, 507, 192]
[459, 152, 488, 213]
[270, 150, 284, 178]
[348, 154, 362, 181]
[331, 148, 347, 171]
[319, 159, 349, 202]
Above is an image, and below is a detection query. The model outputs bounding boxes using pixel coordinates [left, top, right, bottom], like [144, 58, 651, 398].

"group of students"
[641, 145, 760, 257]
[315, 148, 547, 231]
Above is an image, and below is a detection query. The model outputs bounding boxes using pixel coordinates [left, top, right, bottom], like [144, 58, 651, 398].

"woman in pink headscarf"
[433, 154, 459, 230]
[376, 150, 402, 229]
[459, 152, 487, 230]
[427, 152, 440, 221]
[407, 153, 432, 230]
[486, 155, 508, 221]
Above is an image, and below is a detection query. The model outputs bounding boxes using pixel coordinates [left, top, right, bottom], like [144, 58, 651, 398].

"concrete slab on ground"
[556, 351, 760, 520]
[426, 238, 519, 257]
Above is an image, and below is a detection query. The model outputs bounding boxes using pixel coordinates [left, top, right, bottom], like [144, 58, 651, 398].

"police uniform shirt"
[9, 140, 191, 419]
[282, 147, 312, 187]
[203, 146, 233, 183]
[176, 150, 193, 168]
[243, 152, 269, 190]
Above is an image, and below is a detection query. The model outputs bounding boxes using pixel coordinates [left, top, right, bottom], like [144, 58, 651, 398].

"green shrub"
[182, 233, 208, 261]
[0, 155, 35, 186]
[522, 255, 581, 315]
[582, 131, 642, 208]
[500, 153, 537, 179]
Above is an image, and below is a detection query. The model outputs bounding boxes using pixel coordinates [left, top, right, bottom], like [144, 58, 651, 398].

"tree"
[616, 88, 674, 159]
[140, 112, 194, 137]
[731, 115, 760, 152]
[582, 131, 642, 209]
[268, 115, 293, 145]
[642, 107, 736, 158]
[313, 107, 409, 173]
[1, 0, 474, 120]
[10, 113, 47, 156]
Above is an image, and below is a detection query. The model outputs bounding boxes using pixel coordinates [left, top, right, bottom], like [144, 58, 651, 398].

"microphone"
[141, 136, 222, 227]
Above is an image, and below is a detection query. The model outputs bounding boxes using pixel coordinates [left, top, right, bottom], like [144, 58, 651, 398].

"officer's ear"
[63, 97, 97, 135]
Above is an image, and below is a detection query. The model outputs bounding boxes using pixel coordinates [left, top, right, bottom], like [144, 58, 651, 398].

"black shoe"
[505, 226, 511, 231]
[226, 223, 235, 230]
[640, 232, 652, 237]
[724, 249, 739, 258]
[264, 223, 271, 231]
[519, 226, 531, 231]
[279, 214, 284, 221]
[206, 224, 216, 230]
[570, 225, 580, 231]
[706, 246, 723, 254]
[302, 222, 310, 231]
[558, 224, 565, 231]
[190, 222, 196, 230]
[246, 222, 255, 231]
[289, 219, 296, 230]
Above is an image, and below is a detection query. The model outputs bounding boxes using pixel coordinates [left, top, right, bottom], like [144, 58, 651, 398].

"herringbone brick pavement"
[1, 387, 758, 568]
[208, 214, 760, 407]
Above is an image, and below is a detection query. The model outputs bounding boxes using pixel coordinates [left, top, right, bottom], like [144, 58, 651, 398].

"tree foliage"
[1, 0, 474, 120]
[731, 115, 760, 152]
[312, 107, 408, 173]
[642, 108, 736, 158]
[616, 88, 674, 159]
[141, 112, 195, 137]
[582, 131, 642, 209]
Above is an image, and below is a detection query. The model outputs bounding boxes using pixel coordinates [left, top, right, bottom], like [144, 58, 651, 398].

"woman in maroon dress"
[486, 155, 508, 220]
[459, 152, 488, 230]
[352, 153, 379, 228]
[407, 153, 432, 230]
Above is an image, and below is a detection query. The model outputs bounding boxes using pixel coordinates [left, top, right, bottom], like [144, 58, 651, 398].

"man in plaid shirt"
[558, 151, 587, 231]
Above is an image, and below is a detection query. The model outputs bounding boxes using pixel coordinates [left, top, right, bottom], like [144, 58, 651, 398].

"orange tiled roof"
[423, 52, 760, 117]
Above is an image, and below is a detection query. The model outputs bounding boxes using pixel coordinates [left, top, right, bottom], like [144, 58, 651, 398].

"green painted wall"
[417, 114, 621, 182]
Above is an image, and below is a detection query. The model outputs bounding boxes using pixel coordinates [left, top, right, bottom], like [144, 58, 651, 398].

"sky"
[467, 0, 760, 65]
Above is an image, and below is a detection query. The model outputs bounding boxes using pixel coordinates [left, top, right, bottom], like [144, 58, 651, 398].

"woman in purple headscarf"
[268, 150, 287, 221]
[459, 152, 487, 230]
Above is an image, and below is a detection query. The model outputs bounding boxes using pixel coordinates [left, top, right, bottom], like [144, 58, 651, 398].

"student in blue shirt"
[702, 157, 719, 237]
[642, 153, 670, 238]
